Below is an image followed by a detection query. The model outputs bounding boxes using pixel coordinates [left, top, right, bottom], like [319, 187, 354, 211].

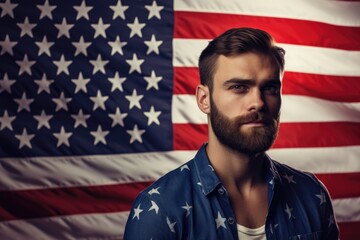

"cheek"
[266, 96, 281, 117]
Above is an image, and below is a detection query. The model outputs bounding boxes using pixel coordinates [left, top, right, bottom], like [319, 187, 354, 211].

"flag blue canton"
[0, 0, 174, 157]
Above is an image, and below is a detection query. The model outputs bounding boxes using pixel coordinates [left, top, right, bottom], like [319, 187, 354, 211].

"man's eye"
[230, 85, 248, 92]
[263, 86, 280, 95]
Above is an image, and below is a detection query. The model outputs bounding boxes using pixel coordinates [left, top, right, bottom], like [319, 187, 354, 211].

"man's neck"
[206, 140, 266, 195]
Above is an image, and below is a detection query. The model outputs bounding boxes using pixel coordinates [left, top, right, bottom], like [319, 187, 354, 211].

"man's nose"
[248, 89, 265, 112]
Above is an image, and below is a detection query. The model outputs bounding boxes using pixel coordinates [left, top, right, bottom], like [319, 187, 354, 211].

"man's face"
[209, 52, 282, 155]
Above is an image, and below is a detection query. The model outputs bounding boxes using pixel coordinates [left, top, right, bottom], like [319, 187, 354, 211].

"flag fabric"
[0, 0, 359, 239]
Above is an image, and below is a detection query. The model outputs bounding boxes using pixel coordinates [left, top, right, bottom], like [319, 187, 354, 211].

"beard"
[210, 99, 280, 155]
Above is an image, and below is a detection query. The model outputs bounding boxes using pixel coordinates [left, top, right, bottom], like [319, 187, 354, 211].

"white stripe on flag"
[333, 197, 360, 222]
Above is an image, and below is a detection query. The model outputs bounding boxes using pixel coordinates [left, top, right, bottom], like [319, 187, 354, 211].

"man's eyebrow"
[224, 78, 255, 85]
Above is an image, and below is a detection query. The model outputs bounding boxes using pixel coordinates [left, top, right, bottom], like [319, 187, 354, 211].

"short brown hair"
[198, 28, 285, 90]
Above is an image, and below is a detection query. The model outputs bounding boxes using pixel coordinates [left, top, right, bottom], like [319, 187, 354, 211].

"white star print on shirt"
[52, 92, 71, 112]
[145, 1, 164, 19]
[127, 124, 145, 144]
[148, 187, 160, 195]
[166, 217, 176, 233]
[0, 110, 16, 130]
[316, 190, 327, 205]
[15, 128, 35, 149]
[149, 201, 159, 214]
[17, 17, 36, 37]
[283, 174, 297, 184]
[53, 126, 72, 147]
[132, 204, 143, 220]
[126, 53, 144, 74]
[182, 202, 192, 217]
[284, 203, 294, 220]
[109, 0, 128, 20]
[34, 74, 54, 94]
[34, 110, 53, 129]
[180, 165, 190, 171]
[0, 0, 18, 18]
[0, 35, 17, 55]
[0, 73, 16, 93]
[215, 211, 227, 229]
[37, 0, 56, 20]
[14, 92, 34, 112]
[90, 54, 109, 74]
[71, 72, 90, 93]
[90, 125, 109, 145]
[108, 36, 127, 56]
[73, 0, 93, 20]
[127, 17, 145, 38]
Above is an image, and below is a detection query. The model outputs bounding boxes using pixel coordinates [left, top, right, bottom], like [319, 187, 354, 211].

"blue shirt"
[124, 144, 339, 239]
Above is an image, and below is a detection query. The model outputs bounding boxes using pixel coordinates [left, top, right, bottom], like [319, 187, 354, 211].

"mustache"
[234, 112, 275, 125]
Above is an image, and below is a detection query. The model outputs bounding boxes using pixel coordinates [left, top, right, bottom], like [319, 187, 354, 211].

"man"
[124, 28, 339, 239]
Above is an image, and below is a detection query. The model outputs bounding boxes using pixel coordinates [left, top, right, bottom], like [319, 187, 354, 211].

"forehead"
[213, 52, 281, 84]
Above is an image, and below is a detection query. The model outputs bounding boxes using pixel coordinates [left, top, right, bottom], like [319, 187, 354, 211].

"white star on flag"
[71, 109, 90, 128]
[17, 17, 36, 37]
[90, 90, 108, 110]
[16, 54, 36, 75]
[0, 0, 18, 18]
[72, 36, 91, 56]
[0, 73, 16, 93]
[166, 217, 176, 233]
[145, 1, 164, 19]
[144, 34, 163, 55]
[182, 202, 192, 217]
[37, 0, 56, 20]
[109, 107, 127, 127]
[108, 72, 126, 92]
[34, 74, 54, 94]
[53, 126, 72, 147]
[34, 110, 53, 129]
[0, 35, 17, 55]
[55, 18, 74, 38]
[15, 128, 35, 149]
[144, 70, 162, 90]
[132, 204, 143, 220]
[52, 92, 72, 112]
[127, 124, 145, 144]
[125, 89, 143, 109]
[14, 92, 34, 112]
[126, 53, 144, 74]
[35, 36, 54, 56]
[0, 110, 16, 130]
[127, 17, 145, 38]
[72, 72, 90, 93]
[74, 0, 93, 20]
[90, 125, 109, 145]
[144, 105, 161, 125]
[148, 200, 159, 214]
[108, 36, 127, 55]
[53, 54, 72, 75]
[91, 18, 110, 38]
[90, 54, 109, 74]
[215, 211, 227, 229]
[109, 0, 128, 20]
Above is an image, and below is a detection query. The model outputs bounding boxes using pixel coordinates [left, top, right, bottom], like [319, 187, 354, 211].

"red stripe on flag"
[174, 11, 360, 50]
[316, 173, 360, 199]
[338, 222, 360, 240]
[173, 122, 360, 150]
[0, 182, 152, 221]
[174, 67, 360, 102]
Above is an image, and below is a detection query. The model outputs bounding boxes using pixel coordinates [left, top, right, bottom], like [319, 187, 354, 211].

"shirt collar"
[194, 144, 280, 196]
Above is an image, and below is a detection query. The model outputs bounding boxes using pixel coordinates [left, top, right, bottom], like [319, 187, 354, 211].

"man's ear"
[196, 84, 210, 114]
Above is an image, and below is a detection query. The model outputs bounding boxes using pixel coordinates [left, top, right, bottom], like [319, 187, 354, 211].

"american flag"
[0, 0, 359, 239]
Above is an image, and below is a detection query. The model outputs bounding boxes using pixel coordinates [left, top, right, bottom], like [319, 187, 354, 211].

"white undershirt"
[237, 224, 266, 240]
